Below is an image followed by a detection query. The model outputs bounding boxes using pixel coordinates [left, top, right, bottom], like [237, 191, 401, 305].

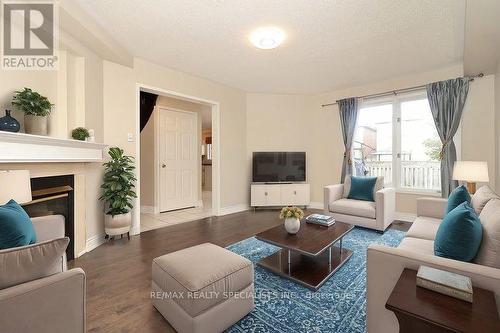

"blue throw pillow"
[434, 202, 482, 262]
[0, 199, 36, 249]
[446, 185, 471, 214]
[347, 176, 378, 201]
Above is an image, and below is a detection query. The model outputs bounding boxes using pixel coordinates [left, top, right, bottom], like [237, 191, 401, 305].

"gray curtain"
[426, 77, 470, 197]
[338, 98, 359, 183]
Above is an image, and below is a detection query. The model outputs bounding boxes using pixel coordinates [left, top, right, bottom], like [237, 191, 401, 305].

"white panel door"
[159, 109, 197, 212]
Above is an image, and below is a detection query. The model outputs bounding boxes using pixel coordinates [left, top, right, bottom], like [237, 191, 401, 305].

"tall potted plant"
[99, 147, 137, 239]
[12, 88, 54, 135]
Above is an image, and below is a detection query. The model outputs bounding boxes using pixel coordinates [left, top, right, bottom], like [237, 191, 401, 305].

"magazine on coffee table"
[306, 214, 335, 226]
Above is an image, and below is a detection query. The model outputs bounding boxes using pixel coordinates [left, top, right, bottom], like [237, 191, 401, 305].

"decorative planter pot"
[24, 115, 48, 135]
[284, 217, 301, 234]
[105, 212, 132, 236]
[0, 110, 20, 132]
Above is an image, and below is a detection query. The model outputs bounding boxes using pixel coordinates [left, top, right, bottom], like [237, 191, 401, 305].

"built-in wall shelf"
[0, 131, 108, 163]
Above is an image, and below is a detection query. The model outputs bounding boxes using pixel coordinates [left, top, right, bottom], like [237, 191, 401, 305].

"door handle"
[162, 164, 166, 168]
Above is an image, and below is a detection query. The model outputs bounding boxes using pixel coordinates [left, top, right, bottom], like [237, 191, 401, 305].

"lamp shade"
[0, 170, 32, 205]
[452, 161, 489, 182]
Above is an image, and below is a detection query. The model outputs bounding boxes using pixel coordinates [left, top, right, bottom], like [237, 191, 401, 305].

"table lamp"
[0, 170, 32, 205]
[452, 161, 489, 194]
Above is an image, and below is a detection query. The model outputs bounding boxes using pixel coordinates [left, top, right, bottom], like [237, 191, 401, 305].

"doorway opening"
[135, 85, 220, 233]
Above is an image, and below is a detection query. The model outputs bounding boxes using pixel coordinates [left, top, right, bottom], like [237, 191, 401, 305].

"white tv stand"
[251, 183, 310, 208]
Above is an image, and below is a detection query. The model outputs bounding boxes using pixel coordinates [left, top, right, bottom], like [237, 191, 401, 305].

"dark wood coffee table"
[255, 220, 354, 290]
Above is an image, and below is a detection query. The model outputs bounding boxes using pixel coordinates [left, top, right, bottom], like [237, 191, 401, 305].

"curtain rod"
[321, 73, 484, 108]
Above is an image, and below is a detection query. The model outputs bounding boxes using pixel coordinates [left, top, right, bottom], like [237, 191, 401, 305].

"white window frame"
[357, 90, 443, 196]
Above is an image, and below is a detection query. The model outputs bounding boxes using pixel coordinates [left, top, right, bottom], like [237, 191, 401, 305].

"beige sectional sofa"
[367, 188, 500, 333]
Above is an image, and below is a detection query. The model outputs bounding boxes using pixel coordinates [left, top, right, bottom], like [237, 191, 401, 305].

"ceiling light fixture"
[250, 27, 285, 49]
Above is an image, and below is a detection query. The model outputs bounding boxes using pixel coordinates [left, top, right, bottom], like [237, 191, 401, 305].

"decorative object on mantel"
[71, 127, 90, 141]
[12, 87, 54, 136]
[452, 161, 489, 194]
[279, 206, 304, 234]
[87, 129, 95, 142]
[416, 265, 473, 303]
[99, 147, 137, 240]
[0, 110, 20, 133]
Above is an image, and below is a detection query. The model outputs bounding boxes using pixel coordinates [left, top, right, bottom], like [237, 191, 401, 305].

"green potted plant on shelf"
[12, 87, 54, 135]
[99, 147, 137, 239]
[71, 127, 90, 141]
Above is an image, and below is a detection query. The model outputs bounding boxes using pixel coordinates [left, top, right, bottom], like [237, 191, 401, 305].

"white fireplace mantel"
[0, 132, 108, 163]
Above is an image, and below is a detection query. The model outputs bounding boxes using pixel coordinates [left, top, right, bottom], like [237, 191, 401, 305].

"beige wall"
[102, 61, 136, 155]
[246, 93, 316, 189]
[247, 65, 498, 214]
[496, 61, 500, 192]
[461, 74, 496, 189]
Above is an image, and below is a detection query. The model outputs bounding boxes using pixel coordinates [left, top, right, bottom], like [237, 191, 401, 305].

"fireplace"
[22, 175, 75, 260]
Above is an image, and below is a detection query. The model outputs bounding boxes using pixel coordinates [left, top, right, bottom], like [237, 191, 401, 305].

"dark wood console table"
[385, 268, 500, 333]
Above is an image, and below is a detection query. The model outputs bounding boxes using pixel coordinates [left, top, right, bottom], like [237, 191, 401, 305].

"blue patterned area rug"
[226, 227, 405, 333]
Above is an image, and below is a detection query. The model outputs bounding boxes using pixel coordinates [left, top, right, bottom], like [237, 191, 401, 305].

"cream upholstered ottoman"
[151, 243, 254, 333]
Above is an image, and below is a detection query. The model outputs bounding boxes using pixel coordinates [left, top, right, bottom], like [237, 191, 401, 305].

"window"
[353, 103, 393, 184]
[352, 92, 441, 193]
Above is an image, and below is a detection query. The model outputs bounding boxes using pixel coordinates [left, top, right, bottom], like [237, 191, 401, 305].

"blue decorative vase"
[0, 110, 20, 133]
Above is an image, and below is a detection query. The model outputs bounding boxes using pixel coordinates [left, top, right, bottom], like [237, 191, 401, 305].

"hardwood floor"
[69, 209, 410, 333]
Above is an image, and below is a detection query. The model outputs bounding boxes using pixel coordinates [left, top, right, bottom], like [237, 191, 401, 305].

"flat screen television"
[252, 152, 306, 183]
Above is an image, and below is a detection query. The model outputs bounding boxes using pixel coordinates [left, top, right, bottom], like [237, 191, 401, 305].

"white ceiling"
[76, 0, 466, 94]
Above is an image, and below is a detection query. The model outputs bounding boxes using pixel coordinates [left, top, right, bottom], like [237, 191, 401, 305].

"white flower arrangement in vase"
[279, 206, 305, 234]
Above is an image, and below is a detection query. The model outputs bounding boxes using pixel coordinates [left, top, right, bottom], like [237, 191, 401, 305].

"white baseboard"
[219, 204, 250, 216]
[308, 202, 325, 210]
[140, 205, 155, 214]
[81, 233, 106, 256]
[395, 212, 417, 223]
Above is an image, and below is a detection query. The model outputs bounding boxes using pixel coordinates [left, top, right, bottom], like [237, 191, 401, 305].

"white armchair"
[324, 176, 395, 232]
